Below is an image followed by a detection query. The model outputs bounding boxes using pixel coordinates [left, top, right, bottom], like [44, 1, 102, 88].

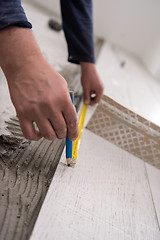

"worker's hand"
[0, 27, 78, 141]
[7, 59, 78, 141]
[80, 62, 104, 105]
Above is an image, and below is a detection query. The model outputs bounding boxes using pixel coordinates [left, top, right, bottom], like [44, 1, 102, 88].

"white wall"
[33, 0, 61, 15]
[93, 0, 160, 80]
[142, 35, 160, 80]
[93, 0, 159, 55]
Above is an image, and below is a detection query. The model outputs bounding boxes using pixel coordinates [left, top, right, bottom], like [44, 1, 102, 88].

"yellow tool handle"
[72, 104, 88, 162]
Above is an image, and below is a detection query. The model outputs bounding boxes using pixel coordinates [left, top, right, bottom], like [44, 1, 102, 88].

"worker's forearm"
[80, 62, 96, 73]
[0, 26, 78, 141]
[0, 27, 41, 79]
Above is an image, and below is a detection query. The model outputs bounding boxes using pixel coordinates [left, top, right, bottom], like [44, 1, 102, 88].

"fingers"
[37, 108, 78, 141]
[83, 86, 91, 105]
[18, 118, 42, 141]
[63, 102, 79, 141]
[35, 118, 57, 140]
[37, 95, 78, 141]
[83, 87, 103, 105]
[19, 115, 68, 141]
[25, 113, 67, 141]
[37, 105, 78, 141]
[18, 103, 78, 141]
[90, 88, 103, 105]
[48, 112, 67, 139]
[80, 63, 104, 105]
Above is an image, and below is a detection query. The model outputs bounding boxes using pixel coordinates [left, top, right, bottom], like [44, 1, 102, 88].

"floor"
[0, 1, 160, 239]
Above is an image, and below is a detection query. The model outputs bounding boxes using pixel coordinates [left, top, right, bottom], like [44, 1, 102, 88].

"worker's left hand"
[80, 62, 104, 105]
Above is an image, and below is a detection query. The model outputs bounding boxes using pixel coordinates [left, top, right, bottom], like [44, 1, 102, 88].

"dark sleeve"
[0, 0, 32, 30]
[60, 0, 95, 64]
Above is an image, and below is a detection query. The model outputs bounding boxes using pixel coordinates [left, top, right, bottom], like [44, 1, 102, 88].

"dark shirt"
[0, 0, 32, 29]
[0, 0, 95, 64]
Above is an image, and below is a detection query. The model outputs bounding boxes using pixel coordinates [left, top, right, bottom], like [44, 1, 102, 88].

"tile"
[146, 163, 160, 227]
[30, 130, 160, 240]
[86, 95, 160, 169]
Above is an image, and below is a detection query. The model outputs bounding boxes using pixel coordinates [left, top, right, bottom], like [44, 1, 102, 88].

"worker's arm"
[60, 0, 104, 104]
[0, 0, 32, 30]
[0, 2, 78, 141]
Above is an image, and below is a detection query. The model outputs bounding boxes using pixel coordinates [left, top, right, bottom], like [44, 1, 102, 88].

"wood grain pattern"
[146, 163, 160, 227]
[30, 129, 160, 240]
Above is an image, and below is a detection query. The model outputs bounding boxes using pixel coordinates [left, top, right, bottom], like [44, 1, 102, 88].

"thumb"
[83, 87, 90, 105]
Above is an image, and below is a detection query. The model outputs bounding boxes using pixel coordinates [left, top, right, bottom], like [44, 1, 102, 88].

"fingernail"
[68, 136, 77, 141]
[70, 120, 78, 128]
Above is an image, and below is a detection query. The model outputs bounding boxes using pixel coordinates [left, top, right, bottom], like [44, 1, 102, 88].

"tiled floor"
[31, 129, 160, 240]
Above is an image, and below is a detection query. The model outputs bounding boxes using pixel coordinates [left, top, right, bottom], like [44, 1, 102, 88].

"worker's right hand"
[7, 58, 78, 141]
[0, 27, 78, 141]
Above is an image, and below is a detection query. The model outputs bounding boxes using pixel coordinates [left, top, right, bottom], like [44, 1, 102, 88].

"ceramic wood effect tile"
[30, 129, 160, 240]
[145, 163, 160, 226]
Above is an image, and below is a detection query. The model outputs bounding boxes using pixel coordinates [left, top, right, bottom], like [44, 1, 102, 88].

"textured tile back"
[86, 95, 160, 169]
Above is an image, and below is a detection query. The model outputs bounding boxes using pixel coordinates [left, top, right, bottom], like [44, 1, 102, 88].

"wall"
[93, 0, 160, 80]
[33, 0, 60, 15]
[142, 35, 160, 80]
